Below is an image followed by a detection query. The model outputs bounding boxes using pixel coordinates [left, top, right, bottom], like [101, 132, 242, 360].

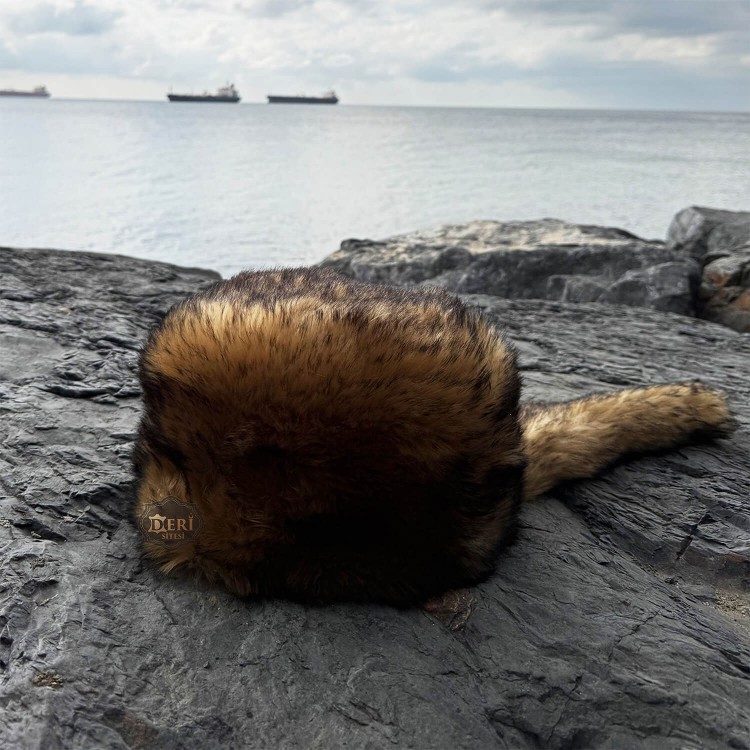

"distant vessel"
[0, 85, 50, 98]
[267, 91, 338, 105]
[167, 84, 240, 103]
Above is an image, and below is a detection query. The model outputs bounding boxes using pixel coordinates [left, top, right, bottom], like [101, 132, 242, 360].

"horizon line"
[4, 96, 749, 116]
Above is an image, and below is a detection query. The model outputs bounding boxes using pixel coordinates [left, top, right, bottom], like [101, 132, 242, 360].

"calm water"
[1, 99, 748, 277]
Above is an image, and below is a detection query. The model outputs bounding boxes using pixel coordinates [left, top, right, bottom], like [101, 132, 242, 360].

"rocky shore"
[322, 206, 750, 332]
[0, 208, 748, 749]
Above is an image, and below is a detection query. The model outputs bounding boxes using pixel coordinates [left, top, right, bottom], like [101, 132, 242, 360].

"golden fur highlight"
[133, 267, 735, 604]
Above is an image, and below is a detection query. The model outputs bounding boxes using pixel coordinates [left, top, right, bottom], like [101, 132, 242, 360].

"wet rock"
[1, 246, 749, 749]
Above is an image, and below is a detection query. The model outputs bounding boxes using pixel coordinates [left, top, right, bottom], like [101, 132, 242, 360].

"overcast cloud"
[0, 0, 747, 109]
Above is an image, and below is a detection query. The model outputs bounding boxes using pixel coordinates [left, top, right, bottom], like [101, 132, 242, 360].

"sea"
[1, 99, 748, 278]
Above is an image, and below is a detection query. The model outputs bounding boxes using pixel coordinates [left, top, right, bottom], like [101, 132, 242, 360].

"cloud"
[0, 0, 746, 109]
[8, 1, 121, 37]
[485, 0, 750, 37]
[234, 0, 314, 18]
[0, 33, 125, 76]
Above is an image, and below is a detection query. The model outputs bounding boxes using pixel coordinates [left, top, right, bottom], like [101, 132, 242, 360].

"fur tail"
[521, 381, 736, 500]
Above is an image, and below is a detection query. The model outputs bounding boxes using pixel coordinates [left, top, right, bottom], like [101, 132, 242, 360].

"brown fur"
[133, 267, 735, 604]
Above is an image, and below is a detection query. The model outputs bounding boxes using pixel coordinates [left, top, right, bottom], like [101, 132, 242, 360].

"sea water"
[1, 99, 748, 277]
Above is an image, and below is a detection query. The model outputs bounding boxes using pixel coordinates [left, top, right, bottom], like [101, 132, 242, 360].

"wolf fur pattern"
[133, 267, 735, 605]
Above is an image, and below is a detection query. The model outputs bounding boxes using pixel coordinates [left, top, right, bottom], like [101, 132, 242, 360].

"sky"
[0, 0, 748, 110]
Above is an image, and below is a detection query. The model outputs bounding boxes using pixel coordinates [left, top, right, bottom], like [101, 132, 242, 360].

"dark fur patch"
[134, 267, 526, 603]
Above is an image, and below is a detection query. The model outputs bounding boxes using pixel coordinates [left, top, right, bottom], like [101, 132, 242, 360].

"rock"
[700, 251, 750, 333]
[667, 206, 750, 262]
[668, 207, 750, 333]
[320, 219, 701, 315]
[598, 260, 700, 313]
[2, 246, 750, 749]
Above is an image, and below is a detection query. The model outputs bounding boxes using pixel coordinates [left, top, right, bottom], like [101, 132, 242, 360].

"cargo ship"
[267, 91, 338, 105]
[0, 85, 50, 98]
[167, 84, 240, 103]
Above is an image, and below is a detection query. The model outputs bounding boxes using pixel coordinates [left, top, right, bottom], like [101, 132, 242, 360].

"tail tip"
[686, 380, 739, 440]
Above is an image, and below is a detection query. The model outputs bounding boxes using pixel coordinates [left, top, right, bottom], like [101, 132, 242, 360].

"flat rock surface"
[1, 247, 750, 749]
[320, 219, 700, 315]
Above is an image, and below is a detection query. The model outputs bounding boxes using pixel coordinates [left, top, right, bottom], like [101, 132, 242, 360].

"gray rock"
[667, 206, 750, 262]
[546, 275, 606, 303]
[320, 219, 700, 315]
[668, 207, 750, 333]
[599, 261, 701, 315]
[2, 246, 750, 749]
[700, 251, 750, 333]
[668, 206, 750, 333]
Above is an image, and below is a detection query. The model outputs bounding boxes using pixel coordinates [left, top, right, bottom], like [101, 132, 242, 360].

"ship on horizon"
[267, 90, 338, 105]
[167, 84, 240, 103]
[0, 85, 50, 98]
